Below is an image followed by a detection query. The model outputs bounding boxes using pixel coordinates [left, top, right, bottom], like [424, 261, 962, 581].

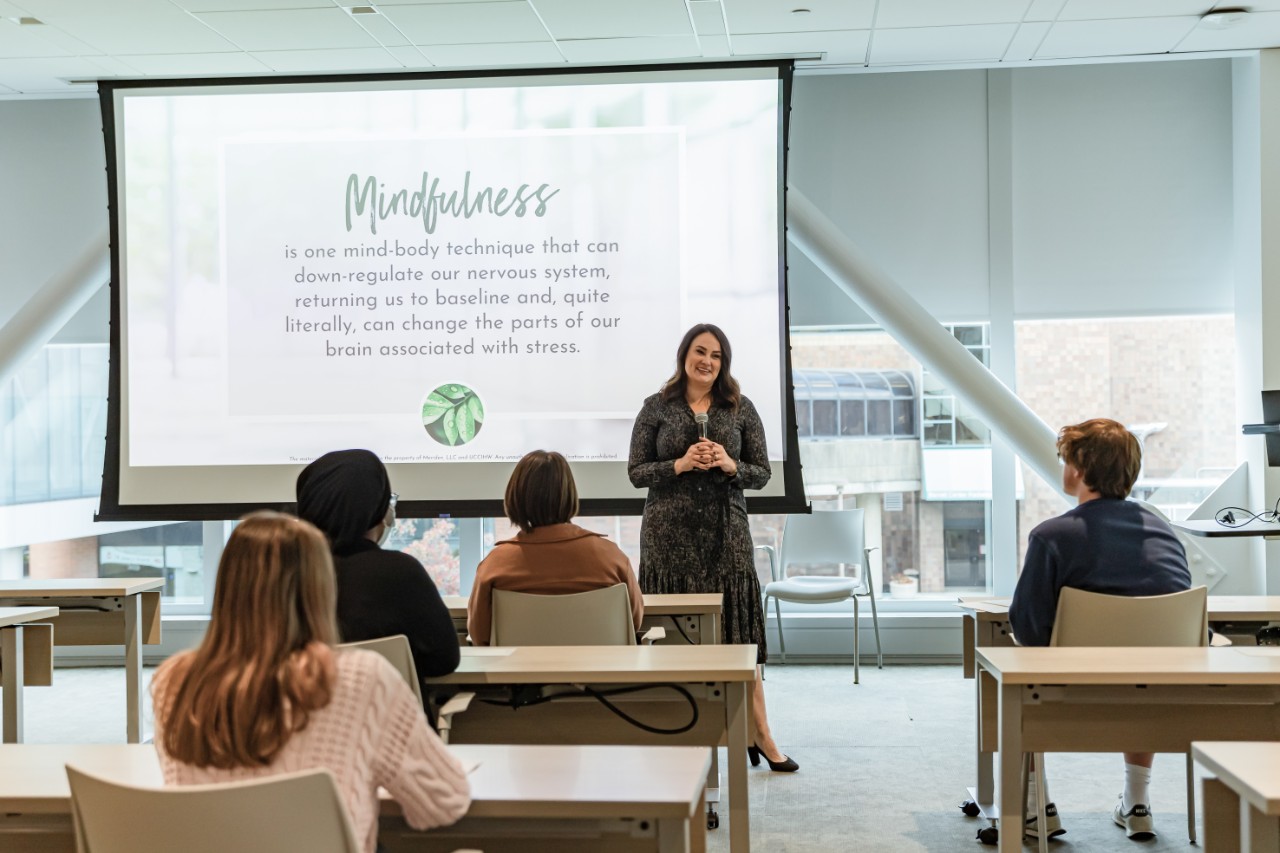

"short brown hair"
[504, 450, 578, 533]
[1056, 418, 1142, 499]
[152, 512, 338, 769]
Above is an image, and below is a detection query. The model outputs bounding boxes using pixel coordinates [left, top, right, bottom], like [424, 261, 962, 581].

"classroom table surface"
[958, 594, 1280, 620]
[0, 578, 166, 596]
[442, 593, 723, 616]
[0, 606, 58, 627]
[1193, 741, 1280, 816]
[1173, 519, 1280, 538]
[0, 742, 711, 819]
[428, 644, 757, 685]
[976, 644, 1280, 684]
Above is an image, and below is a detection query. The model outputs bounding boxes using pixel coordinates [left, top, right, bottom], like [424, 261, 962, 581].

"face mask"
[377, 504, 396, 547]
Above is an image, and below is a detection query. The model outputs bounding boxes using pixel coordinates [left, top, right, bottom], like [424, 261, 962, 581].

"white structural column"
[1234, 52, 1280, 593]
[0, 231, 108, 387]
[785, 188, 1062, 495]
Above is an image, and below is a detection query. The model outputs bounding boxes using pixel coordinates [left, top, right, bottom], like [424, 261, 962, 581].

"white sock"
[1123, 763, 1152, 810]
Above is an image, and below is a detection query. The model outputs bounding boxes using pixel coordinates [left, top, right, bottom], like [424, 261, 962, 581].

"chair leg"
[865, 587, 883, 669]
[1186, 751, 1197, 843]
[771, 596, 786, 663]
[1035, 755, 1049, 853]
[852, 595, 860, 685]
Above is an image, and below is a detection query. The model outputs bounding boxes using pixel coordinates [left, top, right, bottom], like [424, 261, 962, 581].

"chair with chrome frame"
[756, 507, 882, 683]
[490, 583, 663, 646]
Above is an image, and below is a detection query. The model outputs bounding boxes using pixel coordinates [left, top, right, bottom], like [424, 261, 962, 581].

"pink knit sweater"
[154, 649, 471, 853]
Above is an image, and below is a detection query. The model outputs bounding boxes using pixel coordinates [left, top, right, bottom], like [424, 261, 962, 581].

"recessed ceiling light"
[11, 16, 44, 25]
[792, 8, 811, 13]
[348, 6, 380, 15]
[1200, 8, 1249, 28]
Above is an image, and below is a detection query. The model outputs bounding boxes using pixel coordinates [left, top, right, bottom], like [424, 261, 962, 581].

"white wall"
[0, 98, 108, 342]
[787, 59, 1234, 325]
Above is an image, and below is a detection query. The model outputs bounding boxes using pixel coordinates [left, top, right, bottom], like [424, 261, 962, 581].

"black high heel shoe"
[748, 743, 799, 773]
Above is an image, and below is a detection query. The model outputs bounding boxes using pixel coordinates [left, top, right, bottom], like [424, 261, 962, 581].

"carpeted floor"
[24, 662, 1205, 851]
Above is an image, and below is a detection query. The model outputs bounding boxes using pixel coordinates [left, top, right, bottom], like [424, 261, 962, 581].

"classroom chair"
[338, 634, 473, 745]
[66, 765, 361, 853]
[1022, 585, 1208, 853]
[757, 507, 882, 683]
[489, 583, 663, 646]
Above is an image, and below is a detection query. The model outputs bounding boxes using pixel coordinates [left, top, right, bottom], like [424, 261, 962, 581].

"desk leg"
[962, 614, 975, 679]
[1, 626, 24, 743]
[691, 789, 707, 853]
[1201, 777, 1239, 852]
[997, 680, 1023, 853]
[1243, 801, 1280, 853]
[657, 816, 690, 853]
[725, 681, 750, 853]
[975, 668, 994, 809]
[123, 594, 143, 743]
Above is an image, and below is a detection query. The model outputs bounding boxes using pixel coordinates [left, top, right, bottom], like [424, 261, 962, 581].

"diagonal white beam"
[786, 188, 1064, 495]
[0, 231, 109, 388]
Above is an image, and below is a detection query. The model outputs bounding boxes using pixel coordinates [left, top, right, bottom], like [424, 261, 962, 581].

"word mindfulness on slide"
[346, 171, 560, 235]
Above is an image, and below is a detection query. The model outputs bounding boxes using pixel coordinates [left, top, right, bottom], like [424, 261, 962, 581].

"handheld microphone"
[694, 412, 709, 441]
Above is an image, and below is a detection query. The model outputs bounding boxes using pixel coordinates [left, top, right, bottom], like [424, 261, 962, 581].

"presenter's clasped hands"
[675, 439, 737, 476]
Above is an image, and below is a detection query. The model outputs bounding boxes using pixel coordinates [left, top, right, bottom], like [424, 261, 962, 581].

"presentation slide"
[101, 64, 795, 516]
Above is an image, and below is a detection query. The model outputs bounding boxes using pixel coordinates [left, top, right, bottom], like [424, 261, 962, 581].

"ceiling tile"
[195, 8, 378, 51]
[351, 11, 412, 47]
[117, 52, 272, 76]
[383, 45, 432, 68]
[732, 29, 868, 63]
[870, 23, 1017, 64]
[1177, 10, 1280, 52]
[84, 54, 147, 78]
[557, 34, 701, 63]
[0, 56, 114, 92]
[1002, 21, 1049, 61]
[381, 2, 548, 45]
[16, 0, 175, 15]
[1036, 16, 1199, 59]
[700, 31, 732, 57]
[251, 46, 401, 72]
[16, 22, 103, 55]
[0, 18, 73, 57]
[174, 0, 339, 10]
[35, 6, 238, 54]
[723, 0, 875, 35]
[690, 2, 727, 37]
[1025, 0, 1066, 22]
[420, 40, 565, 66]
[532, 0, 692, 40]
[1059, 0, 1209, 21]
[876, 0, 1033, 29]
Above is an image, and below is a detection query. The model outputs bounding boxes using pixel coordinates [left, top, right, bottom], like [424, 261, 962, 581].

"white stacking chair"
[66, 765, 361, 853]
[757, 507, 882, 683]
[490, 583, 662, 646]
[1021, 585, 1208, 853]
[339, 634, 473, 745]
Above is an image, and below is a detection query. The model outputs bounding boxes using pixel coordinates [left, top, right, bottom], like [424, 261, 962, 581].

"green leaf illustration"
[456, 402, 475, 443]
[439, 383, 469, 401]
[442, 405, 460, 445]
[466, 394, 484, 424]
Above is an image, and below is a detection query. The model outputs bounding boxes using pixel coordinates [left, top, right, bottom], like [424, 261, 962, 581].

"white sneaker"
[1024, 802, 1065, 839]
[1113, 797, 1156, 840]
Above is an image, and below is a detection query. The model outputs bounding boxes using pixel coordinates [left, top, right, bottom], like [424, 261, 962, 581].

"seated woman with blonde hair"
[467, 449, 643, 644]
[151, 512, 470, 853]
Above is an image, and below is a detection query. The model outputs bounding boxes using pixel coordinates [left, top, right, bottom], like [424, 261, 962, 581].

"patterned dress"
[628, 392, 771, 663]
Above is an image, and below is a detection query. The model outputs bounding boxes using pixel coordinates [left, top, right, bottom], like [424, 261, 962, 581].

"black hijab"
[296, 449, 392, 552]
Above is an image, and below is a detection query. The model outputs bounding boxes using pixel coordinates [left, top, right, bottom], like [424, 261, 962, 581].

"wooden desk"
[977, 646, 1280, 853]
[0, 742, 712, 853]
[425, 644, 756, 853]
[0, 606, 57, 743]
[443, 593, 723, 646]
[1193, 741, 1280, 853]
[957, 596, 1280, 678]
[1175, 519, 1280, 538]
[0, 580, 164, 743]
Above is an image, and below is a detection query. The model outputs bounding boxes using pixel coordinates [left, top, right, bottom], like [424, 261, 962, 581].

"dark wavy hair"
[659, 323, 740, 409]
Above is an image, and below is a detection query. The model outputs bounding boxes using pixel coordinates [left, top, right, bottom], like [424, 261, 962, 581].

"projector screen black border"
[95, 59, 806, 522]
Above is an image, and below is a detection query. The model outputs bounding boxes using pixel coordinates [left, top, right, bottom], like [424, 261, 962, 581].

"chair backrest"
[1049, 585, 1208, 647]
[66, 765, 361, 853]
[491, 583, 635, 646]
[777, 508, 867, 581]
[338, 634, 422, 706]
